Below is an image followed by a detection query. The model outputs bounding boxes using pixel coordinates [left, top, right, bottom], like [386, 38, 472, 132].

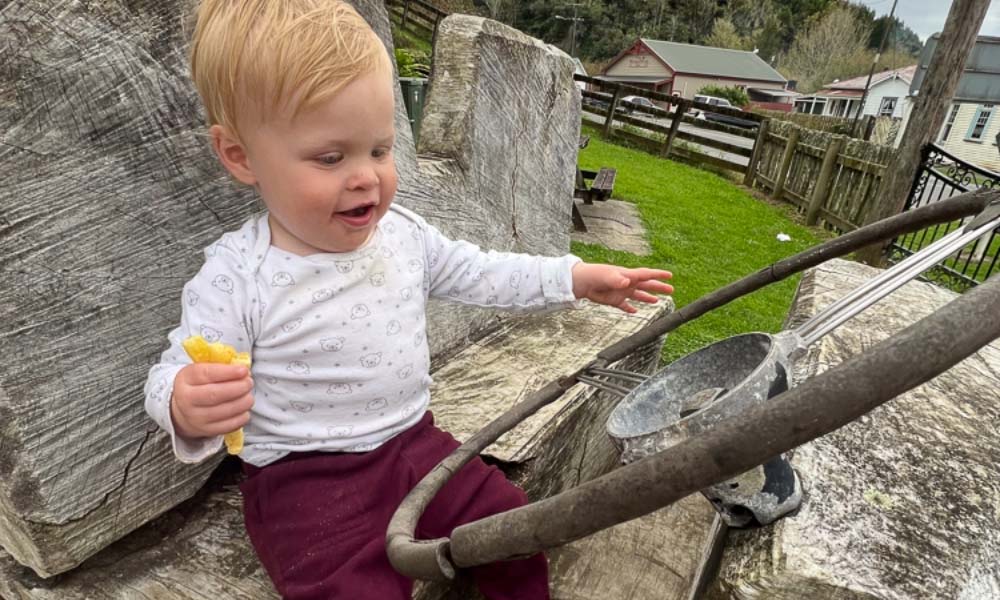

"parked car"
[621, 95, 657, 114]
[583, 91, 612, 112]
[690, 94, 759, 129]
[583, 92, 660, 116]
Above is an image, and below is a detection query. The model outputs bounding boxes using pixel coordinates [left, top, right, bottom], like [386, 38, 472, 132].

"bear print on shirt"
[320, 337, 345, 352]
[282, 318, 303, 333]
[328, 425, 353, 437]
[366, 398, 388, 412]
[272, 272, 295, 287]
[287, 361, 310, 375]
[212, 275, 235, 295]
[200, 326, 223, 343]
[327, 383, 352, 395]
[312, 289, 335, 303]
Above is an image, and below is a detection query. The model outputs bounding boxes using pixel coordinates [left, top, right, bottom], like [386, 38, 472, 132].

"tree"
[780, 6, 874, 93]
[705, 18, 750, 50]
[697, 84, 750, 106]
[870, 16, 923, 58]
[724, 0, 783, 60]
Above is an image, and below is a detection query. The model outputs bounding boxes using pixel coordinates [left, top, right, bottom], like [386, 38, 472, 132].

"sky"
[853, 0, 1000, 41]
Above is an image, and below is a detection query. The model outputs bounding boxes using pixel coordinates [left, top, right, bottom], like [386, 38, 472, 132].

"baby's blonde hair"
[189, 0, 392, 142]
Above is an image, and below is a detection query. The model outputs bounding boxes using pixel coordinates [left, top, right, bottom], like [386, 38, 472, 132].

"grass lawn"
[575, 126, 828, 363]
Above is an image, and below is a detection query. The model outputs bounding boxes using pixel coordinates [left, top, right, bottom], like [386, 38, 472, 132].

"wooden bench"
[572, 167, 618, 232]
[576, 167, 617, 204]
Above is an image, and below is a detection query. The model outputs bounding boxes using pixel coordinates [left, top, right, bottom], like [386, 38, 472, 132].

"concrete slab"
[571, 200, 652, 256]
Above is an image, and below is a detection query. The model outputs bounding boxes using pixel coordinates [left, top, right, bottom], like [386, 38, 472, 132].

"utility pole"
[555, 3, 585, 58]
[851, 0, 898, 136]
[856, 0, 991, 266]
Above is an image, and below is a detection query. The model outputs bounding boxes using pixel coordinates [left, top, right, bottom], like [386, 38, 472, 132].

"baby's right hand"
[170, 363, 254, 439]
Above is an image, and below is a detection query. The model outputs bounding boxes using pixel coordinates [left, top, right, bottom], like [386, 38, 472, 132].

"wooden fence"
[749, 120, 895, 232]
[386, 0, 448, 48]
[575, 74, 763, 176]
[751, 109, 891, 142]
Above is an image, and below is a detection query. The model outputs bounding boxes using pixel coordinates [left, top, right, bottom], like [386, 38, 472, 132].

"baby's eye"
[372, 147, 392, 159]
[316, 153, 343, 166]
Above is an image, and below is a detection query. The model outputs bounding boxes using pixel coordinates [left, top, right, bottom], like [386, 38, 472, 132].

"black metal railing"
[889, 144, 1000, 289]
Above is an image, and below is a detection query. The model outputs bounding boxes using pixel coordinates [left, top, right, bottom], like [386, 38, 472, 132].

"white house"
[899, 35, 1000, 173]
[794, 65, 916, 119]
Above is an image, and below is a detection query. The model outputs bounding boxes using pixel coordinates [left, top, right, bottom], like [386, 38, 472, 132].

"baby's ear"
[210, 125, 257, 186]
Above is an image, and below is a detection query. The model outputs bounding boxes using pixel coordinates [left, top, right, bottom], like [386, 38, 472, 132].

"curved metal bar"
[386, 376, 584, 580]
[449, 271, 1000, 568]
[385, 189, 998, 580]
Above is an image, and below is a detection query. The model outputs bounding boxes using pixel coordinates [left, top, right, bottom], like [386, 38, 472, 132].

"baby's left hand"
[571, 263, 674, 314]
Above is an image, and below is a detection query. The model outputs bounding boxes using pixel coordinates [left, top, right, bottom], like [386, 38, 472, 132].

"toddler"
[144, 1, 673, 598]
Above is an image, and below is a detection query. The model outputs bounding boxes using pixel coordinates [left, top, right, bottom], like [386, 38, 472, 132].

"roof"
[821, 65, 917, 91]
[748, 87, 800, 98]
[911, 35, 1000, 103]
[638, 39, 787, 84]
[596, 74, 672, 84]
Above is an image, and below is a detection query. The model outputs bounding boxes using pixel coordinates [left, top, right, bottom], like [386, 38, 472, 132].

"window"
[967, 104, 994, 141]
[940, 103, 961, 142]
[878, 97, 898, 117]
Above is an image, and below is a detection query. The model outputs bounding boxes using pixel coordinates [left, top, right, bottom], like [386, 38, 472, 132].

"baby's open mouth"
[339, 204, 374, 218]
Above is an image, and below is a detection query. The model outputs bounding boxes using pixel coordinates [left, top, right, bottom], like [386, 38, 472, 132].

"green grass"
[392, 27, 433, 56]
[575, 126, 827, 363]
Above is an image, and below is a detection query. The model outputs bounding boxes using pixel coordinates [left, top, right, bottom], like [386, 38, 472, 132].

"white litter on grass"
[777, 233, 792, 242]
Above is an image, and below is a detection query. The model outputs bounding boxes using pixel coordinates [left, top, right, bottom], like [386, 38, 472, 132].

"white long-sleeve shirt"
[144, 205, 581, 466]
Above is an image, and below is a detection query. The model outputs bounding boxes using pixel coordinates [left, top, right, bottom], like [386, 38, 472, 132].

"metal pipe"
[447, 272, 1000, 568]
[584, 367, 649, 383]
[575, 375, 632, 397]
[385, 190, 998, 581]
[796, 216, 1000, 346]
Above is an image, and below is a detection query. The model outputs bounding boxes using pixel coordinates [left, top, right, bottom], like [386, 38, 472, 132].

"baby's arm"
[418, 218, 672, 313]
[144, 242, 256, 464]
[420, 220, 580, 311]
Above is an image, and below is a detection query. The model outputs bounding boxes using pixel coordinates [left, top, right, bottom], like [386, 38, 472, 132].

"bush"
[697, 85, 750, 108]
[394, 48, 430, 78]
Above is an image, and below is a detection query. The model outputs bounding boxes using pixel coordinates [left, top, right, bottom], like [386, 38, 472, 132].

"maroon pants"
[239, 411, 549, 599]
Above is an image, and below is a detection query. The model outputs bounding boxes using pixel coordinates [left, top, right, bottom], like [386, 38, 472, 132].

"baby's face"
[243, 69, 398, 254]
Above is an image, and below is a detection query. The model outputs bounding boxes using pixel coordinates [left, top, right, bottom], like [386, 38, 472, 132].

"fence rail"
[386, 0, 447, 48]
[575, 74, 759, 175]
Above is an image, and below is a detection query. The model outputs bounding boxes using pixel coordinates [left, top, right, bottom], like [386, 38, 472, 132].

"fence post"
[743, 118, 770, 188]
[603, 85, 623, 137]
[772, 126, 801, 201]
[431, 13, 441, 49]
[805, 135, 846, 226]
[401, 0, 410, 30]
[862, 115, 876, 141]
[661, 99, 686, 158]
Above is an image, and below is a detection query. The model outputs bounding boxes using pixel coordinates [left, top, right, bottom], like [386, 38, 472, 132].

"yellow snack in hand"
[181, 336, 250, 455]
